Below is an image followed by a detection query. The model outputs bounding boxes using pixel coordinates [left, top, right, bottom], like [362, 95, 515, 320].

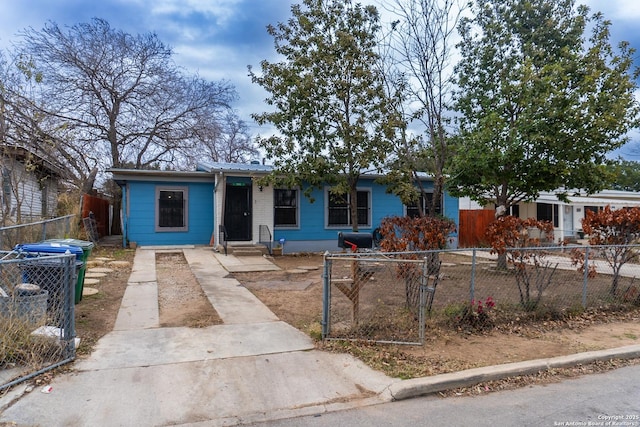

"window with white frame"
[405, 193, 442, 218]
[537, 202, 558, 227]
[156, 186, 188, 231]
[326, 188, 370, 227]
[274, 188, 298, 227]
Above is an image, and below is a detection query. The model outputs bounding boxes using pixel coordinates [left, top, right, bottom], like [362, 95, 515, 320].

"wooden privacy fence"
[458, 209, 495, 247]
[81, 194, 110, 238]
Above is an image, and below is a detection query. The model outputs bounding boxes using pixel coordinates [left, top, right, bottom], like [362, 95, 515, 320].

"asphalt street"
[248, 363, 640, 427]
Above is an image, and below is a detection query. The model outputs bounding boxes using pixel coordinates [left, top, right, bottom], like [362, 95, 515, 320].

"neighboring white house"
[460, 189, 640, 242]
[0, 145, 62, 223]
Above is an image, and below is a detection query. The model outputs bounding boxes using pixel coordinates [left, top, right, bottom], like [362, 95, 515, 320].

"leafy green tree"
[249, 0, 397, 231]
[606, 158, 640, 192]
[448, 0, 639, 214]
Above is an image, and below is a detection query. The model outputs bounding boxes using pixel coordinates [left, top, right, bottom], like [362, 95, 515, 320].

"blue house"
[108, 162, 460, 252]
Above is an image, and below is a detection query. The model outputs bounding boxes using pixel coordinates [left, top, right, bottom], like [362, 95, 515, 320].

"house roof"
[197, 161, 272, 174]
[196, 161, 434, 180]
[107, 168, 212, 184]
[535, 191, 640, 208]
[0, 145, 65, 178]
[108, 162, 436, 185]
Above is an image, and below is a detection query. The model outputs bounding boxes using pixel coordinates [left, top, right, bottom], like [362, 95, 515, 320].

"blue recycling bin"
[14, 243, 84, 313]
[15, 243, 83, 260]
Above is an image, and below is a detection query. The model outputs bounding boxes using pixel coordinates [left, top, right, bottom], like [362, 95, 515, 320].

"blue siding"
[125, 181, 214, 246]
[443, 191, 460, 235]
[117, 169, 459, 252]
[274, 178, 460, 251]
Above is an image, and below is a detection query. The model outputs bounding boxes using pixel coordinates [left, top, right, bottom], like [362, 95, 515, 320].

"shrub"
[379, 215, 456, 253]
[455, 297, 496, 330]
[582, 206, 640, 295]
[486, 216, 557, 310]
[378, 216, 456, 312]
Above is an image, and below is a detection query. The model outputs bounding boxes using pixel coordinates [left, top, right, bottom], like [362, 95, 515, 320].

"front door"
[563, 205, 574, 237]
[224, 184, 252, 241]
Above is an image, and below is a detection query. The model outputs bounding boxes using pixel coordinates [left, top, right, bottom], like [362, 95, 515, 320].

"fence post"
[582, 246, 589, 309]
[470, 248, 477, 302]
[62, 254, 77, 359]
[321, 253, 331, 339]
[42, 221, 47, 241]
[418, 257, 428, 344]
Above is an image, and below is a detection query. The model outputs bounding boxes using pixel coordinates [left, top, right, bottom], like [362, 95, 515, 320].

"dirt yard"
[73, 248, 640, 395]
[156, 252, 222, 328]
[233, 254, 640, 373]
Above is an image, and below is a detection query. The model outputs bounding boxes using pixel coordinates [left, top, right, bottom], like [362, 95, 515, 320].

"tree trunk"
[111, 198, 122, 236]
[349, 179, 359, 232]
[495, 202, 508, 270]
[109, 184, 123, 236]
[80, 167, 98, 195]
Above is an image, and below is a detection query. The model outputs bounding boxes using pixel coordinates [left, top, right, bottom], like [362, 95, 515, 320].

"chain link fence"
[322, 245, 640, 345]
[1, 251, 78, 391]
[322, 251, 442, 345]
[0, 215, 76, 251]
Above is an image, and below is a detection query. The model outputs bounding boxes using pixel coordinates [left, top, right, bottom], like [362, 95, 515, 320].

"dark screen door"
[224, 185, 251, 241]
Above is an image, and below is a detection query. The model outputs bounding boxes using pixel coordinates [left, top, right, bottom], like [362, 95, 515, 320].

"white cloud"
[583, 0, 640, 20]
[144, 0, 243, 24]
[173, 43, 239, 77]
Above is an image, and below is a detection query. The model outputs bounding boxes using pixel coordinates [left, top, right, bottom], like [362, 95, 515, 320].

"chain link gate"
[322, 251, 441, 345]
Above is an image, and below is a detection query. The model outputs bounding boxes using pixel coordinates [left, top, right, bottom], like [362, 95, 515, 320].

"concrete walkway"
[1, 247, 639, 426]
[0, 247, 394, 426]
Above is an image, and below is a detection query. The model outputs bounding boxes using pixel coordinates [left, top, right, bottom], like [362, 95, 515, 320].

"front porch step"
[228, 245, 269, 256]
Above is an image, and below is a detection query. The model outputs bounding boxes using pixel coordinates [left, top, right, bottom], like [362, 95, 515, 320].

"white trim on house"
[274, 187, 300, 230]
[458, 197, 486, 210]
[534, 192, 640, 208]
[323, 186, 372, 229]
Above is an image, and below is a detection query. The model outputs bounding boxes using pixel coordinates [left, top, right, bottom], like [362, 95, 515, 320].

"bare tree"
[17, 18, 237, 180]
[0, 50, 77, 226]
[1, 48, 100, 196]
[10, 19, 238, 234]
[381, 0, 465, 217]
[191, 111, 259, 165]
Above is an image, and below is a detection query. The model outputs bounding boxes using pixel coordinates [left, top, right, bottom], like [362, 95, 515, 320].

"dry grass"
[0, 316, 64, 369]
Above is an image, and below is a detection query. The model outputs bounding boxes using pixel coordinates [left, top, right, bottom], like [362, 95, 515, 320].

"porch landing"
[212, 250, 281, 273]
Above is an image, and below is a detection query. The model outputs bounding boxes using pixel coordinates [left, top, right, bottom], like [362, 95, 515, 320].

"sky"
[1, 0, 640, 158]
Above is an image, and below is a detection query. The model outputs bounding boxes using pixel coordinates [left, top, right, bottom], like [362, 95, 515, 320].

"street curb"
[388, 344, 640, 401]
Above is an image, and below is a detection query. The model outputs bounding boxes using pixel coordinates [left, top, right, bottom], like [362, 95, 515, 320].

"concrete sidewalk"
[0, 247, 394, 426]
[1, 247, 639, 426]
